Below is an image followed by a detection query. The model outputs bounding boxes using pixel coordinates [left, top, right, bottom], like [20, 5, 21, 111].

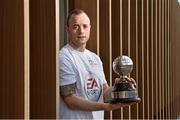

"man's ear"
[65, 25, 69, 32]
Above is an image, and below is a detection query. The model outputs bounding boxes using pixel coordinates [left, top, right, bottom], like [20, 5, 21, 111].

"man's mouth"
[78, 36, 86, 38]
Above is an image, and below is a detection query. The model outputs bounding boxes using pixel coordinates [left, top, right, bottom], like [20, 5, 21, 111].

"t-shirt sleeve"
[59, 54, 76, 86]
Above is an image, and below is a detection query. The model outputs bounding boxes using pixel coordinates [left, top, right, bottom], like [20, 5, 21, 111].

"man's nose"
[78, 26, 84, 33]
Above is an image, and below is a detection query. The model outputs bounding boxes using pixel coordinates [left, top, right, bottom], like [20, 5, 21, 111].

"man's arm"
[63, 94, 107, 111]
[62, 92, 137, 111]
[60, 84, 109, 111]
[60, 83, 106, 111]
[60, 84, 135, 111]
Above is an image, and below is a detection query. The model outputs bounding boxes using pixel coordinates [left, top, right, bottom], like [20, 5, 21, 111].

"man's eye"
[73, 25, 79, 29]
[83, 25, 88, 29]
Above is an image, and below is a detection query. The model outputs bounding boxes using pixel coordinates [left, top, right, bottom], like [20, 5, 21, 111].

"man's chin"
[79, 42, 87, 46]
[78, 39, 88, 44]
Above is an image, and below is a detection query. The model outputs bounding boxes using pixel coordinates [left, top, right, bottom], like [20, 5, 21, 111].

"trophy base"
[110, 97, 141, 104]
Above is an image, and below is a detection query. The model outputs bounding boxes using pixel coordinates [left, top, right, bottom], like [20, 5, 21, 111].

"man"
[59, 9, 138, 119]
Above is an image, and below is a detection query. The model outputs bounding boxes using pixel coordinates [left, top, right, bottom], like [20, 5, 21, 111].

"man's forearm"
[64, 95, 107, 111]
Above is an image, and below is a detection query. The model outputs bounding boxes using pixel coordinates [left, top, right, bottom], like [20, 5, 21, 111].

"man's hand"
[104, 101, 140, 111]
[115, 77, 137, 87]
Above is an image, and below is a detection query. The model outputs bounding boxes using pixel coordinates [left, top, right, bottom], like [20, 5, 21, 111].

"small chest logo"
[87, 57, 98, 66]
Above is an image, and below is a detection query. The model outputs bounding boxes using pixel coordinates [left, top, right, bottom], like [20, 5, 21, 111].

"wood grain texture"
[30, 0, 56, 118]
[0, 0, 24, 118]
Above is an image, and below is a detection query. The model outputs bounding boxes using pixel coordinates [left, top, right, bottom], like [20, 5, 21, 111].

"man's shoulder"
[60, 44, 72, 56]
[85, 49, 98, 56]
[59, 44, 73, 61]
[60, 44, 69, 52]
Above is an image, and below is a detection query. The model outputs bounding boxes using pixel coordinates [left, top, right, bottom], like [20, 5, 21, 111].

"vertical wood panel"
[120, 0, 123, 118]
[142, 0, 145, 118]
[158, 0, 162, 118]
[164, 0, 167, 118]
[128, 0, 131, 57]
[143, 0, 148, 118]
[120, 0, 123, 56]
[170, 0, 174, 117]
[97, 0, 100, 55]
[136, 0, 139, 118]
[122, 0, 130, 118]
[109, 0, 113, 119]
[24, 0, 30, 118]
[30, 0, 56, 118]
[146, 0, 150, 118]
[109, 0, 112, 87]
[162, 0, 165, 118]
[128, 0, 131, 118]
[165, 0, 170, 118]
[167, 0, 171, 118]
[136, 0, 140, 119]
[153, 0, 157, 118]
[164, 0, 167, 117]
[137, 0, 143, 118]
[99, 0, 111, 118]
[0, 0, 24, 118]
[55, 0, 60, 118]
[150, 0, 154, 118]
[130, 0, 138, 118]
[167, 0, 170, 117]
[111, 2, 121, 118]
[155, 0, 159, 118]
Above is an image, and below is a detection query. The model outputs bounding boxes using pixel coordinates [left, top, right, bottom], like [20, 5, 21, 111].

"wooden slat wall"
[1, 0, 58, 118]
[0, 0, 58, 118]
[1, 0, 180, 118]
[71, 0, 180, 119]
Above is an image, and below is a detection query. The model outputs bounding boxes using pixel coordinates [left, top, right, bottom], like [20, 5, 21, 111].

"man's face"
[67, 13, 91, 47]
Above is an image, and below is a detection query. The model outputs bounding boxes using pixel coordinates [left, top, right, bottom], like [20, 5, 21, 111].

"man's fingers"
[115, 78, 120, 83]
[117, 101, 140, 107]
[130, 78, 137, 86]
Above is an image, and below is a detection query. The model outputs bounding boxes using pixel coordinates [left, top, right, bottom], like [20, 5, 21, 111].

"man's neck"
[69, 42, 86, 52]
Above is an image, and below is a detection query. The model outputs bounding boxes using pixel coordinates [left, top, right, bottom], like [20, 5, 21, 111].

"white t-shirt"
[59, 44, 107, 119]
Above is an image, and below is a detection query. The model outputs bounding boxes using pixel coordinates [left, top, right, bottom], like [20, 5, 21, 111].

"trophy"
[110, 55, 141, 103]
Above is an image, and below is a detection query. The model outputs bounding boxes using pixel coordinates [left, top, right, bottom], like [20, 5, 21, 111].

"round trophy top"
[113, 55, 133, 76]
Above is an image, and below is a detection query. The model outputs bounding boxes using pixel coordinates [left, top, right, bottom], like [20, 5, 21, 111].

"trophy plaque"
[110, 55, 141, 103]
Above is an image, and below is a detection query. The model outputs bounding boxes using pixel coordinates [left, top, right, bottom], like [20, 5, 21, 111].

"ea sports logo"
[84, 74, 102, 101]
